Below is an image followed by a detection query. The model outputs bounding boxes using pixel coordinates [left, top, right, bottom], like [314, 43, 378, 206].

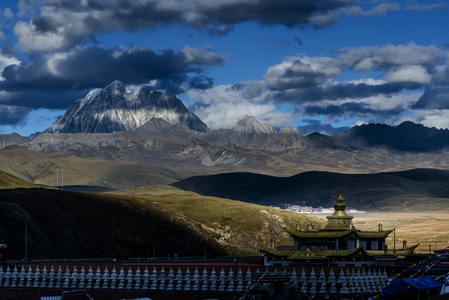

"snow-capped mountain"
[232, 115, 275, 134]
[45, 80, 209, 133]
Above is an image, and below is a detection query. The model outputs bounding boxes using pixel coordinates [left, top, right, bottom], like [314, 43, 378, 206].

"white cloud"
[345, 78, 386, 86]
[385, 65, 432, 84]
[14, 21, 68, 52]
[406, 3, 446, 11]
[184, 42, 448, 131]
[186, 83, 293, 129]
[339, 43, 443, 70]
[44, 52, 70, 77]
[400, 109, 449, 129]
[361, 93, 415, 111]
[179, 45, 225, 65]
[338, 3, 400, 16]
[2, 7, 14, 18]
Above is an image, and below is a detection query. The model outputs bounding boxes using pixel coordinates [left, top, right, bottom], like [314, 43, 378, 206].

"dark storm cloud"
[0, 46, 224, 96]
[0, 88, 87, 127]
[304, 101, 402, 116]
[264, 57, 342, 91]
[412, 87, 449, 109]
[0, 105, 30, 126]
[268, 62, 328, 90]
[0, 90, 87, 110]
[16, 0, 357, 52]
[31, 15, 58, 33]
[261, 44, 441, 105]
[187, 75, 215, 90]
[194, 0, 356, 29]
[271, 82, 415, 103]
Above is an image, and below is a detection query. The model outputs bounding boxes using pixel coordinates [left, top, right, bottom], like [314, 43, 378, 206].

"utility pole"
[393, 227, 396, 255]
[24, 225, 28, 260]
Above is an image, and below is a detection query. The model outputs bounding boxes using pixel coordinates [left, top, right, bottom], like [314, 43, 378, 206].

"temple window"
[347, 240, 356, 249]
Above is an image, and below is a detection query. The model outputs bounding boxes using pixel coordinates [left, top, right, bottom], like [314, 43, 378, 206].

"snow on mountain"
[232, 115, 276, 134]
[45, 80, 209, 134]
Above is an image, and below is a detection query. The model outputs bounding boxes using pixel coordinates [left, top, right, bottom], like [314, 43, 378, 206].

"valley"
[1, 80, 449, 264]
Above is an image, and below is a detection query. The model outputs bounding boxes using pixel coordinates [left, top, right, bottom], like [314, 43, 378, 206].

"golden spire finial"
[332, 191, 348, 217]
[325, 191, 353, 230]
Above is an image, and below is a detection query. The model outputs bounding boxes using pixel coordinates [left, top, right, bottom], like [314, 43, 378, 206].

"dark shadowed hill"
[0, 188, 225, 260]
[171, 168, 449, 211]
[0, 171, 320, 260]
[330, 121, 449, 151]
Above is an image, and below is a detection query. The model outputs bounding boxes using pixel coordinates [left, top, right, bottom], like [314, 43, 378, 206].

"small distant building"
[260, 191, 418, 267]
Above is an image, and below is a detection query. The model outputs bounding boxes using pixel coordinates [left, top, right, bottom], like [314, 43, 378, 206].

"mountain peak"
[45, 81, 209, 134]
[233, 115, 275, 134]
[110, 79, 124, 86]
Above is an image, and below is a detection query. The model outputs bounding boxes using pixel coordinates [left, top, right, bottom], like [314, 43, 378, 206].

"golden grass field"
[315, 212, 449, 254]
[119, 185, 449, 255]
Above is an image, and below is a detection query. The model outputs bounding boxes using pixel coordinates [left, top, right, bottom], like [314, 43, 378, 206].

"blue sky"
[1, 0, 449, 136]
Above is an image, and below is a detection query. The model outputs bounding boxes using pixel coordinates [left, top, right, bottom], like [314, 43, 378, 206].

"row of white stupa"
[0, 264, 388, 295]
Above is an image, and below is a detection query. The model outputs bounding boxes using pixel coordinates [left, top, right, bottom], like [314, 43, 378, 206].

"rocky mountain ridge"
[2, 119, 449, 185]
[45, 80, 208, 133]
[233, 115, 276, 134]
[2, 80, 449, 181]
[4, 80, 449, 154]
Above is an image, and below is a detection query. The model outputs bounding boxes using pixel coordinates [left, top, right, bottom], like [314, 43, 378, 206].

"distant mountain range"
[1, 80, 449, 185]
[320, 121, 449, 152]
[0, 80, 447, 149]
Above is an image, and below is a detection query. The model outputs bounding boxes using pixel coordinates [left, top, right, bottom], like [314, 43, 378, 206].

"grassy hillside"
[114, 185, 325, 254]
[0, 145, 200, 189]
[0, 176, 323, 260]
[0, 169, 34, 189]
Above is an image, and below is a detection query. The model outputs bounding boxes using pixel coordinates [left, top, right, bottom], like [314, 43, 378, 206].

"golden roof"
[260, 244, 420, 260]
[286, 228, 394, 239]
